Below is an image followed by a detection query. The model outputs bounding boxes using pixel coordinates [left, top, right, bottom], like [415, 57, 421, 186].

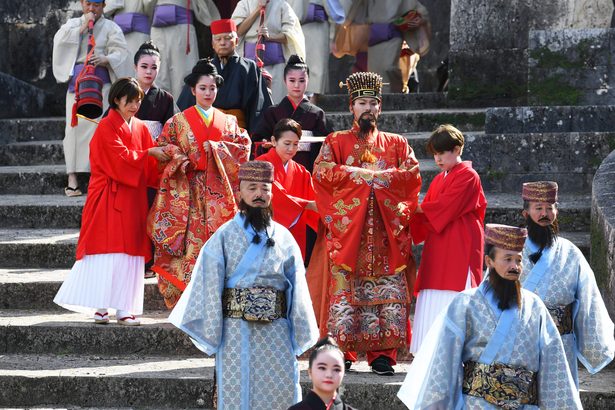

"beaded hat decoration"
[522, 181, 558, 204]
[340, 71, 383, 102]
[238, 160, 274, 183]
[485, 224, 528, 252]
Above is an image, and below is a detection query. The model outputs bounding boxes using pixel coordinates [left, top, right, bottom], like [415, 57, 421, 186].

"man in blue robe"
[398, 224, 581, 409]
[520, 181, 615, 386]
[169, 160, 319, 409]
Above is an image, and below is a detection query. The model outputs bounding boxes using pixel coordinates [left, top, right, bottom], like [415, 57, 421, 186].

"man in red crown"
[309, 71, 422, 375]
[176, 18, 272, 133]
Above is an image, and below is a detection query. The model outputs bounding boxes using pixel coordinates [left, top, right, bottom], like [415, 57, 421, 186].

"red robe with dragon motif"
[148, 106, 250, 308]
[308, 124, 421, 359]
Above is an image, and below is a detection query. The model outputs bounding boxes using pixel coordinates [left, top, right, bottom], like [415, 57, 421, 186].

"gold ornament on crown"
[339, 71, 384, 102]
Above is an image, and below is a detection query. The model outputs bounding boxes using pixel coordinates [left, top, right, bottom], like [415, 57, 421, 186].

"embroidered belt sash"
[222, 287, 287, 322]
[547, 303, 574, 335]
[462, 361, 538, 410]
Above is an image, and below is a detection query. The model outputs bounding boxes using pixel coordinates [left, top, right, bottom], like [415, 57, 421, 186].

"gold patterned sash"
[547, 303, 574, 335]
[462, 361, 538, 409]
[222, 287, 287, 322]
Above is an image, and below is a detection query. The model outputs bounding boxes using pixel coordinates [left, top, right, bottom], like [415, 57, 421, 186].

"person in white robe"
[232, 0, 305, 103]
[520, 181, 615, 387]
[150, 0, 220, 98]
[52, 0, 130, 196]
[398, 224, 582, 410]
[169, 160, 319, 410]
[104, 0, 156, 76]
[286, 0, 343, 95]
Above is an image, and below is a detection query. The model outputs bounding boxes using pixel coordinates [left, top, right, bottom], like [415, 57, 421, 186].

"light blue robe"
[522, 237, 615, 385]
[169, 213, 319, 410]
[397, 285, 582, 409]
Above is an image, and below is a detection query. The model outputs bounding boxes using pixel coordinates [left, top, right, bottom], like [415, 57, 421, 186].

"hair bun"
[138, 40, 160, 53]
[287, 54, 305, 65]
[313, 335, 339, 350]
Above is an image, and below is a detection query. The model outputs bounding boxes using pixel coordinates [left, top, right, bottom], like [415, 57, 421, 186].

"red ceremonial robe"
[148, 106, 251, 308]
[256, 148, 319, 259]
[309, 125, 421, 354]
[411, 161, 487, 293]
[76, 108, 159, 260]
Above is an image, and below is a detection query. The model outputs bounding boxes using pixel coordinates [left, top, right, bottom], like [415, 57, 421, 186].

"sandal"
[144, 270, 157, 279]
[117, 315, 141, 326]
[94, 311, 109, 325]
[64, 186, 82, 197]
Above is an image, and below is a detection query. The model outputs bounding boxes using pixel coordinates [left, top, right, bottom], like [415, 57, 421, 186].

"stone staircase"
[0, 93, 614, 409]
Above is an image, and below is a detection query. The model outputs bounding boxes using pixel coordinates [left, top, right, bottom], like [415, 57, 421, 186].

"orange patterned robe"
[148, 107, 250, 308]
[310, 124, 421, 352]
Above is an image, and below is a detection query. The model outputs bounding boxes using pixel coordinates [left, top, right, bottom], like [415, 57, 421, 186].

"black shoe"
[345, 360, 353, 371]
[371, 356, 394, 376]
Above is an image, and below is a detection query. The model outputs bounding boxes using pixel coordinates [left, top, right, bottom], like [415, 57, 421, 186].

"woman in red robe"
[256, 118, 319, 259]
[54, 78, 169, 325]
[148, 58, 251, 308]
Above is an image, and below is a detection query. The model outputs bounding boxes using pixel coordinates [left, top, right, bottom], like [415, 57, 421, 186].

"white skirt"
[410, 269, 473, 354]
[54, 253, 145, 315]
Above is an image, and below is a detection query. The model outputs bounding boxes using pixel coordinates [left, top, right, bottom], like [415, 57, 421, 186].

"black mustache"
[253, 199, 265, 203]
[508, 270, 520, 275]
[539, 217, 551, 222]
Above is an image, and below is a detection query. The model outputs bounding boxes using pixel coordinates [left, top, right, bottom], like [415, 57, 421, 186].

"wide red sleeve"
[421, 166, 485, 234]
[92, 120, 149, 188]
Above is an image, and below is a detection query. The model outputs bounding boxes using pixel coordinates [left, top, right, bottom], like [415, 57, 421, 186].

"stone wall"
[0, 0, 79, 116]
[529, 28, 615, 106]
[448, 0, 614, 107]
[591, 149, 615, 319]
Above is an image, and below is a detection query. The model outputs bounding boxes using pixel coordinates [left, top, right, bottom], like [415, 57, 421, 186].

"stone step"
[485, 105, 615, 134]
[0, 139, 64, 166]
[0, 353, 612, 409]
[0, 229, 79, 269]
[0, 191, 592, 233]
[0, 165, 91, 195]
[317, 92, 448, 112]
[0, 270, 166, 311]
[0, 310, 198, 356]
[0, 117, 65, 145]
[326, 108, 486, 133]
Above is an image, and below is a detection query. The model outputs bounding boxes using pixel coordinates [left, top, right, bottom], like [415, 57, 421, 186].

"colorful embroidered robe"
[148, 107, 250, 308]
[310, 125, 421, 352]
[411, 161, 487, 293]
[397, 285, 582, 409]
[256, 148, 319, 259]
[168, 213, 319, 410]
[521, 237, 615, 385]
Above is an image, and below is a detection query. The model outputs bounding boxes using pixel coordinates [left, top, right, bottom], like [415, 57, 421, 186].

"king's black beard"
[239, 199, 273, 232]
[487, 267, 521, 310]
[357, 112, 377, 138]
[525, 216, 558, 263]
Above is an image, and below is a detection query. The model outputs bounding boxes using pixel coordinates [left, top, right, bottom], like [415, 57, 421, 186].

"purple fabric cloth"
[114, 12, 151, 34]
[304, 4, 327, 23]
[68, 64, 111, 93]
[368, 23, 401, 46]
[244, 41, 285, 66]
[152, 4, 195, 27]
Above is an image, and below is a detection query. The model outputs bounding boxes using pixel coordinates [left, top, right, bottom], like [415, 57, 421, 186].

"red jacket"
[411, 161, 487, 293]
[256, 148, 318, 258]
[76, 108, 159, 261]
